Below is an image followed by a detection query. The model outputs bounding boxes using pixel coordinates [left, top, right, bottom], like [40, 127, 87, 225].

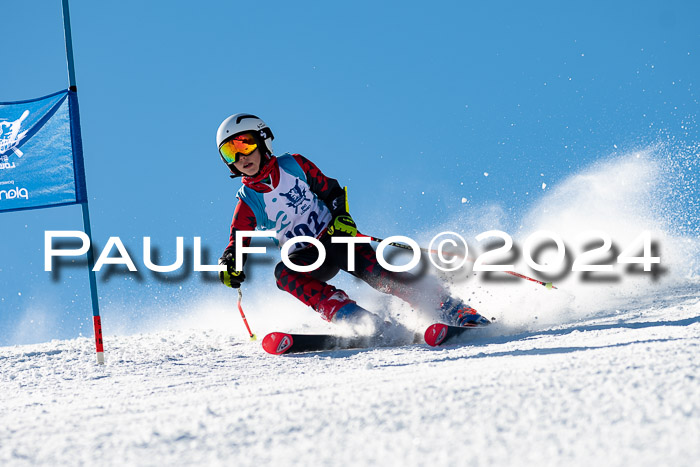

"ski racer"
[216, 113, 491, 332]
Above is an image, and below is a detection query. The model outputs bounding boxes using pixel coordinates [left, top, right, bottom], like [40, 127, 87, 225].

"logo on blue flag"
[0, 109, 29, 166]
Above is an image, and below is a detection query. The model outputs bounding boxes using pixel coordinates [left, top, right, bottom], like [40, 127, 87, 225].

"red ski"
[262, 332, 374, 355]
[424, 322, 483, 347]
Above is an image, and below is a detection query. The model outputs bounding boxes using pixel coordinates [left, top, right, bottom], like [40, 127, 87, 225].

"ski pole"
[357, 232, 556, 289]
[237, 288, 257, 341]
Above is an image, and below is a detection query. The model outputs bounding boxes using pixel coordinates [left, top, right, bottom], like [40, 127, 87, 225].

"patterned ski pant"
[274, 234, 445, 320]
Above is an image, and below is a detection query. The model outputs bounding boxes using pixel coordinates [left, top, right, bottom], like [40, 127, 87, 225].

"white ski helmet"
[216, 113, 274, 175]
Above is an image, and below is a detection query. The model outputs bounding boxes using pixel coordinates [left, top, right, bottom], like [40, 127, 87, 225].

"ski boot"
[334, 302, 384, 333]
[439, 297, 491, 327]
[317, 290, 383, 334]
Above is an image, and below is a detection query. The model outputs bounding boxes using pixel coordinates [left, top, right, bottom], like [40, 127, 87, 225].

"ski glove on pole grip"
[326, 186, 357, 237]
[219, 250, 246, 288]
[327, 213, 358, 237]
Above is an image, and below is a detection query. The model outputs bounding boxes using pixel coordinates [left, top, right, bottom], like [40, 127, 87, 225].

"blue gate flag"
[0, 90, 87, 213]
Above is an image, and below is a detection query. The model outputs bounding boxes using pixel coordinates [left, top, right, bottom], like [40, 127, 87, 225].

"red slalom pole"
[93, 316, 104, 362]
[357, 232, 556, 290]
[237, 289, 257, 341]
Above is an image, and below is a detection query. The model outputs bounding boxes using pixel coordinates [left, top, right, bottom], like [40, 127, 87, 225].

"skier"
[216, 113, 490, 333]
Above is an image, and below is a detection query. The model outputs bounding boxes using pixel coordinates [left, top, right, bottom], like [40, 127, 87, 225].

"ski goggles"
[219, 133, 258, 164]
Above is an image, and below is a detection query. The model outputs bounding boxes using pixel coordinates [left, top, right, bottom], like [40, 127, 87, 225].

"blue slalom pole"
[61, 0, 77, 92]
[62, 0, 104, 364]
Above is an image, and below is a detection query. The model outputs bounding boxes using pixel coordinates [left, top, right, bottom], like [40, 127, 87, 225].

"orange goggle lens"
[219, 134, 258, 164]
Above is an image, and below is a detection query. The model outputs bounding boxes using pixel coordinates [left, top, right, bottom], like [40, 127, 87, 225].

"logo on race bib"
[280, 179, 308, 214]
[0, 110, 30, 165]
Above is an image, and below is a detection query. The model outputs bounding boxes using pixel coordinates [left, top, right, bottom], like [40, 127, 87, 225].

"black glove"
[326, 213, 358, 237]
[219, 250, 246, 288]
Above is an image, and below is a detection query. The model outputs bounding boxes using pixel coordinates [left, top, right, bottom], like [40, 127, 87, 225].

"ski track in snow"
[1, 289, 699, 466]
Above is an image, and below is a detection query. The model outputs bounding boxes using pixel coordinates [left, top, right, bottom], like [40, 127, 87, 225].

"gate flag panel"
[0, 90, 87, 213]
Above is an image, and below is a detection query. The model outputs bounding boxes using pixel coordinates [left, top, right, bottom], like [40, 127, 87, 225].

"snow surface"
[2, 150, 698, 466]
[1, 284, 698, 466]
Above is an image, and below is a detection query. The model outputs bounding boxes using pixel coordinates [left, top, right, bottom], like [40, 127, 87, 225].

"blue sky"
[1, 0, 698, 345]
